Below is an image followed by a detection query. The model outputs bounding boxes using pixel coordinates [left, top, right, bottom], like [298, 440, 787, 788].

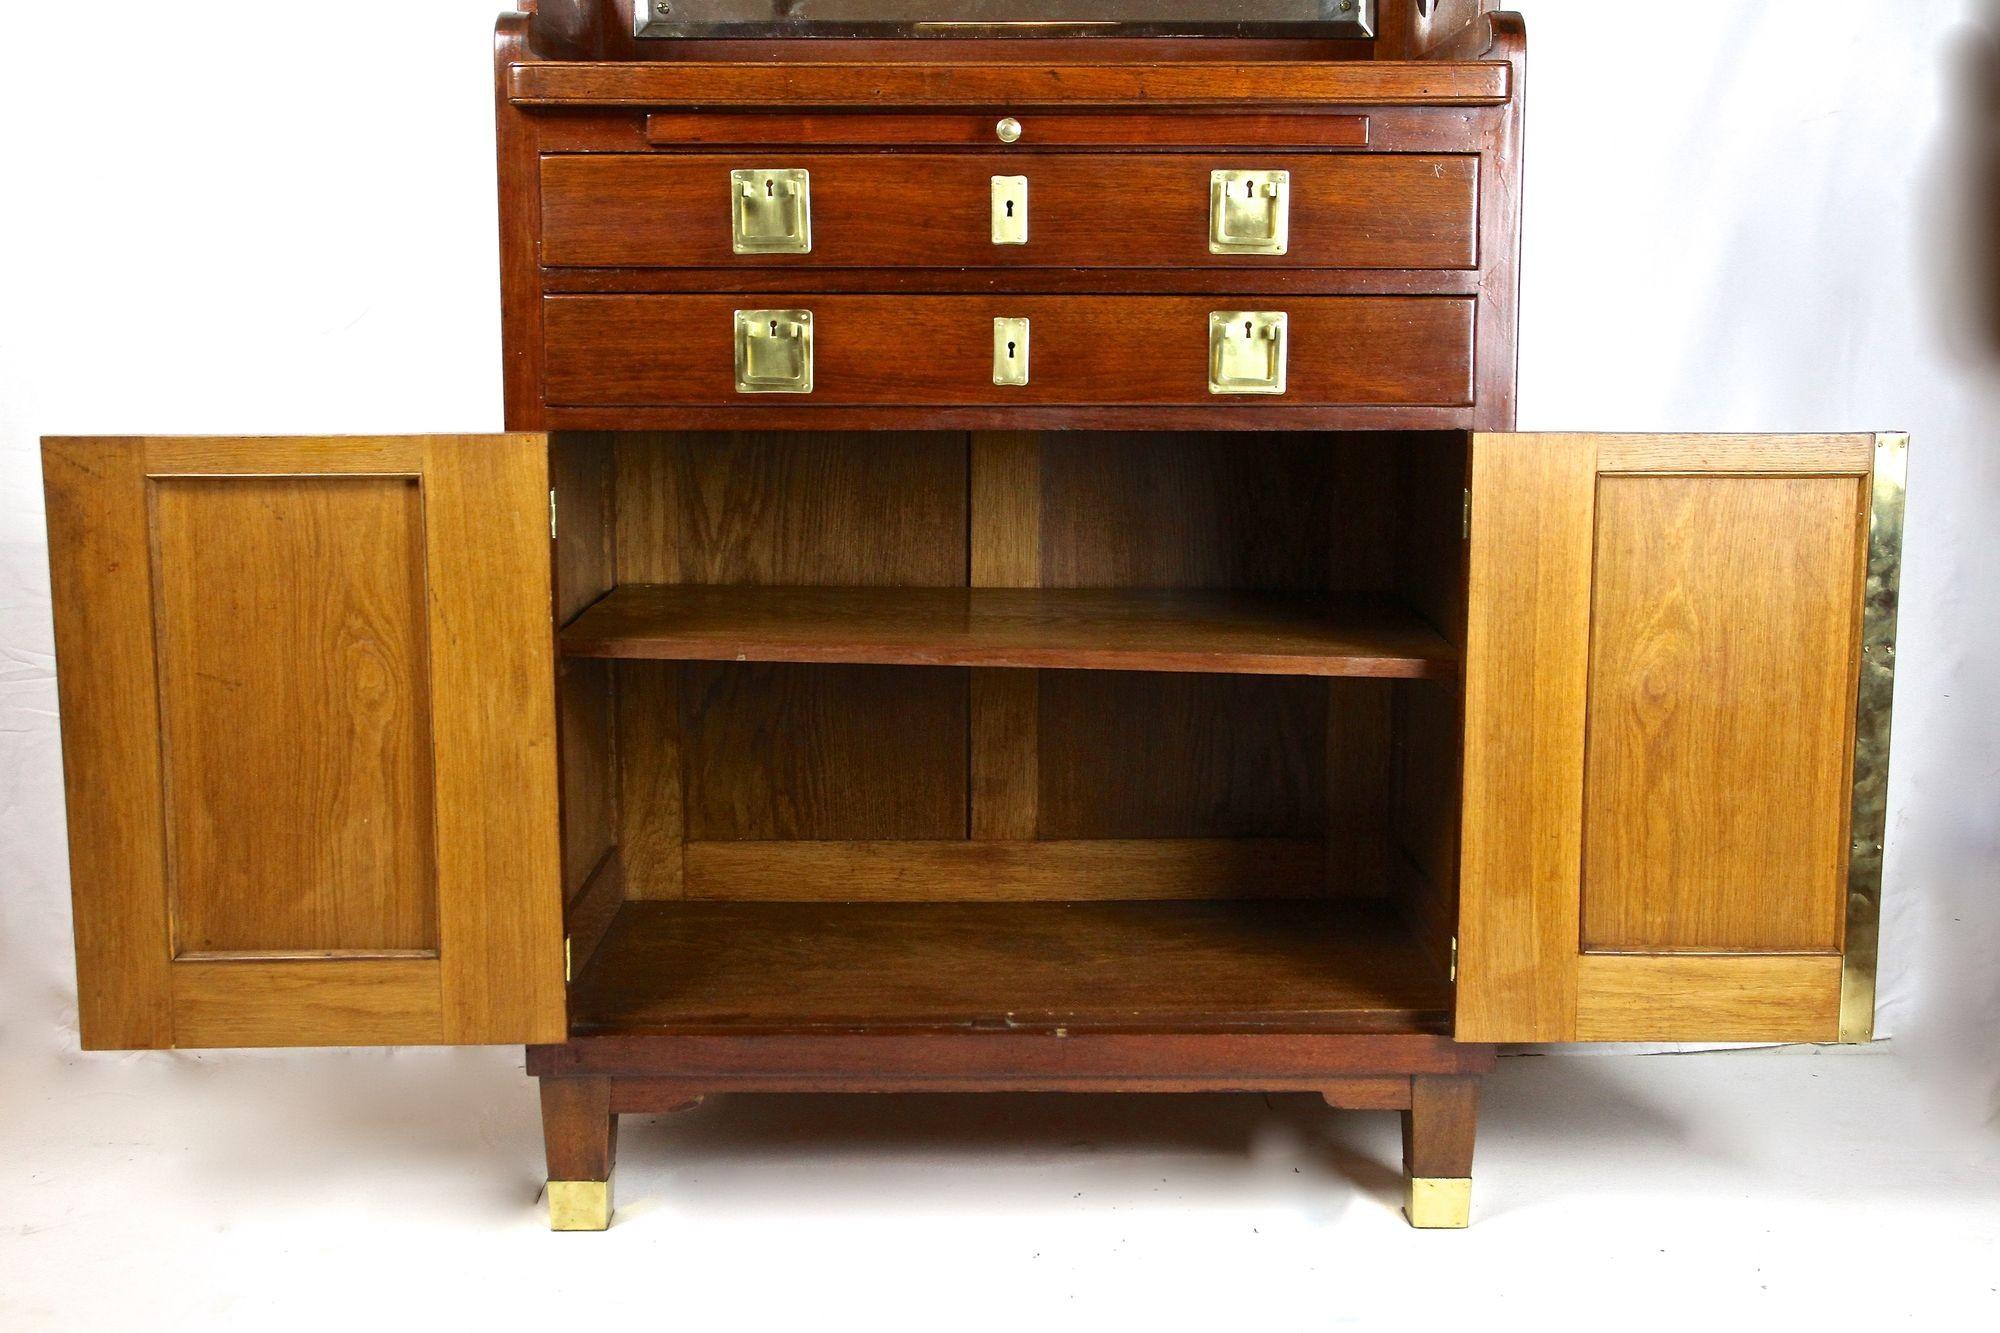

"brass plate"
[1405, 1176, 1471, 1229]
[1838, 432, 1907, 1044]
[991, 175, 1029, 246]
[992, 316, 1030, 386]
[1210, 169, 1290, 255]
[547, 1179, 611, 1231]
[731, 167, 811, 255]
[734, 308, 815, 393]
[1207, 310, 1288, 395]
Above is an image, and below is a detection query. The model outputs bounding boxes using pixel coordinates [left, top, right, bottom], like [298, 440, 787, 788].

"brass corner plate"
[734, 308, 815, 393]
[1208, 310, 1288, 394]
[1838, 431, 1908, 1044]
[1209, 169, 1290, 255]
[731, 167, 812, 254]
[547, 1179, 611, 1231]
[1405, 1176, 1472, 1229]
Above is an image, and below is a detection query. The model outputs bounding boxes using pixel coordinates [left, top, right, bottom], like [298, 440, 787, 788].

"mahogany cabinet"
[41, 1, 1904, 1233]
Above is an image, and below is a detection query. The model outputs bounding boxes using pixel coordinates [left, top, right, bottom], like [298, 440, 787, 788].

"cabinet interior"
[552, 429, 1469, 1036]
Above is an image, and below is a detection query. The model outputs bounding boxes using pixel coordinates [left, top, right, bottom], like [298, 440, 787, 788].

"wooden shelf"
[568, 900, 1452, 1036]
[560, 585, 1458, 678]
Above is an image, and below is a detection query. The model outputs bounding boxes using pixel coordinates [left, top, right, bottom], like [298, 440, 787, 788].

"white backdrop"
[0, 0, 1995, 1202]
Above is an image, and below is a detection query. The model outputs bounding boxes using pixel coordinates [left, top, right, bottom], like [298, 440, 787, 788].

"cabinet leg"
[541, 1076, 617, 1231]
[1401, 1073, 1479, 1229]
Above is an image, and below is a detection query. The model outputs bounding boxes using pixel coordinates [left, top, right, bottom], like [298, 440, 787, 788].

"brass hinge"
[549, 489, 559, 541]
[1449, 935, 1459, 982]
[1461, 488, 1471, 540]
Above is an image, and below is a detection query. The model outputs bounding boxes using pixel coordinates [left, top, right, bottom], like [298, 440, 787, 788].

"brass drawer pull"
[1209, 169, 1290, 255]
[1208, 310, 1287, 395]
[734, 309, 814, 393]
[731, 168, 811, 254]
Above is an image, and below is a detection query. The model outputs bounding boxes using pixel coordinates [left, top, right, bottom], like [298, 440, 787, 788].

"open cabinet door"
[1456, 434, 1903, 1043]
[44, 436, 567, 1048]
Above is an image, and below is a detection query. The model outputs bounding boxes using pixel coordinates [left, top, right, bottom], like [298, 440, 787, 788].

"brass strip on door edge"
[1838, 432, 1908, 1044]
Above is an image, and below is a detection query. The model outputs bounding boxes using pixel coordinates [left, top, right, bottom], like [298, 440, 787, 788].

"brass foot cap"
[1404, 1176, 1472, 1229]
[547, 1179, 612, 1231]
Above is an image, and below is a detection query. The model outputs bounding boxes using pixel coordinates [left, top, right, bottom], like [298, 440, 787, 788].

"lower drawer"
[542, 295, 1475, 408]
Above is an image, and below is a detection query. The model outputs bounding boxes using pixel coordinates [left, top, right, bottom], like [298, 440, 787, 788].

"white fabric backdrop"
[0, 0, 1993, 1098]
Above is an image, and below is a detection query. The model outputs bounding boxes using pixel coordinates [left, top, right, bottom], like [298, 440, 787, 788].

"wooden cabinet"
[39, 2, 1906, 1231]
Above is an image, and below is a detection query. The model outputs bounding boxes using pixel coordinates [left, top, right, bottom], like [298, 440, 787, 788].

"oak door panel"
[1581, 475, 1860, 953]
[151, 475, 438, 957]
[44, 435, 566, 1049]
[1457, 433, 1890, 1044]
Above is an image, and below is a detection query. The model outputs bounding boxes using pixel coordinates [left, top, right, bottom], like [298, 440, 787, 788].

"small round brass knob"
[995, 117, 1023, 144]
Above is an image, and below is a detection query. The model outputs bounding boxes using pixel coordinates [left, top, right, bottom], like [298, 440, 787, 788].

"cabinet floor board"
[567, 899, 1452, 1036]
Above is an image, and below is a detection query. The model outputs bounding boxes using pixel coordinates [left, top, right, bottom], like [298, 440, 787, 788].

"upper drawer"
[540, 153, 1479, 270]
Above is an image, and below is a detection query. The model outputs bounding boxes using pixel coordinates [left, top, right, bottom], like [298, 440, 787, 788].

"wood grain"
[969, 434, 1041, 841]
[1327, 680, 1393, 895]
[151, 475, 438, 955]
[1038, 672, 1327, 840]
[1573, 954, 1843, 1042]
[680, 663, 968, 841]
[413, 437, 568, 1044]
[1454, 433, 1596, 1042]
[567, 900, 1452, 1034]
[169, 960, 442, 1049]
[561, 585, 1460, 677]
[1038, 432, 1346, 591]
[615, 663, 685, 900]
[507, 59, 1514, 108]
[544, 295, 1477, 407]
[45, 439, 177, 1047]
[682, 838, 1327, 902]
[970, 670, 1039, 840]
[533, 1029, 1492, 1087]
[1581, 476, 1862, 952]
[613, 431, 966, 585]
[541, 152, 1478, 270]
[1593, 434, 1875, 475]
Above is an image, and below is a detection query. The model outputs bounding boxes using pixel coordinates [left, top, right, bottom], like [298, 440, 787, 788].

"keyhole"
[765, 178, 775, 197]
[1005, 200, 1016, 218]
[768, 320, 778, 336]
[1243, 319, 1253, 338]
[1006, 340, 1018, 359]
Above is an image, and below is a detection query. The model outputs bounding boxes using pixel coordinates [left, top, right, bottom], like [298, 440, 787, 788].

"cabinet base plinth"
[547, 1178, 612, 1231]
[1404, 1176, 1472, 1229]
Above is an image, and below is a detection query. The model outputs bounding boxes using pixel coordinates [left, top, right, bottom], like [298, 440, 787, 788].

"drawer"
[540, 154, 1479, 271]
[543, 295, 1475, 407]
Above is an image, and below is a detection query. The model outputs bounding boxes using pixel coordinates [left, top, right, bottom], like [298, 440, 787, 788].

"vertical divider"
[969, 432, 1042, 842]
[613, 435, 688, 899]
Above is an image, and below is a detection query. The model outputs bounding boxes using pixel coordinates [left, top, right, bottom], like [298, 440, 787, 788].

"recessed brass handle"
[1208, 311, 1288, 395]
[734, 308, 814, 393]
[730, 168, 811, 254]
[1209, 169, 1290, 256]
